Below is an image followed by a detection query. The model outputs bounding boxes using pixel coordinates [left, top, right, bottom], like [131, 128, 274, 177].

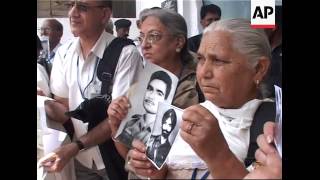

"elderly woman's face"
[139, 16, 178, 65]
[197, 31, 257, 108]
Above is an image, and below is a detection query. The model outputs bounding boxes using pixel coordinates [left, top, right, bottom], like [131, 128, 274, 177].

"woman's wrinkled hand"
[244, 121, 282, 179]
[127, 139, 165, 178]
[107, 96, 131, 136]
[180, 104, 229, 162]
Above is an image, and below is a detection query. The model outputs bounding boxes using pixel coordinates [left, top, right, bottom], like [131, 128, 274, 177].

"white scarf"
[200, 99, 272, 162]
[167, 98, 272, 169]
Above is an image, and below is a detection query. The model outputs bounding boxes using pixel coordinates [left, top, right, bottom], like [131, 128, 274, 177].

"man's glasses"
[40, 27, 53, 33]
[137, 31, 172, 45]
[64, 1, 106, 12]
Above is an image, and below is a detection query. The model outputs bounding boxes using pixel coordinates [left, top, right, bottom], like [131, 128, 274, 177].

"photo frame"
[146, 102, 183, 170]
[115, 61, 179, 148]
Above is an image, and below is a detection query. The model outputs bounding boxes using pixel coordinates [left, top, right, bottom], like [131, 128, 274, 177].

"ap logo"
[251, 0, 275, 28]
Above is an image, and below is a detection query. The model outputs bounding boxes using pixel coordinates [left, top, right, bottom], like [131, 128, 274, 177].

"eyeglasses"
[64, 1, 106, 12]
[137, 31, 172, 45]
[40, 27, 53, 32]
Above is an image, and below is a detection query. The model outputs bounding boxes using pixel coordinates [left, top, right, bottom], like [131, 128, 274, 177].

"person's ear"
[101, 7, 112, 25]
[200, 19, 206, 28]
[175, 36, 185, 53]
[253, 57, 270, 85]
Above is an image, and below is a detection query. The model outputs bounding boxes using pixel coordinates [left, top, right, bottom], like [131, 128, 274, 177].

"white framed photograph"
[115, 61, 179, 148]
[146, 102, 183, 170]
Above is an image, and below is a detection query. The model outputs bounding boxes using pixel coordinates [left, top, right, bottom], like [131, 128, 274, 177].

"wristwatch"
[74, 140, 85, 151]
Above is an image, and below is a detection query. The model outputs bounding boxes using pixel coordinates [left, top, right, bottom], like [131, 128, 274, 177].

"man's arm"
[78, 119, 112, 148]
[45, 95, 69, 124]
[40, 117, 113, 172]
[114, 141, 129, 159]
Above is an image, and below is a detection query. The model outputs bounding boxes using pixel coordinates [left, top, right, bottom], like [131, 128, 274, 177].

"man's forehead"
[41, 20, 51, 26]
[118, 27, 130, 31]
[150, 79, 167, 88]
[204, 12, 220, 20]
[75, 0, 99, 3]
[41, 24, 49, 28]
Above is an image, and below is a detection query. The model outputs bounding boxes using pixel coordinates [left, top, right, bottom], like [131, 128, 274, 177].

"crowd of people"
[37, 0, 282, 179]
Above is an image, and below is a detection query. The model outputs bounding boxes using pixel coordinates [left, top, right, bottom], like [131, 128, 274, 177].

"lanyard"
[76, 56, 99, 100]
[191, 168, 210, 180]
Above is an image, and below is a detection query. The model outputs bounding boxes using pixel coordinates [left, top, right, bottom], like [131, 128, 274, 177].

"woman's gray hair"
[140, 8, 192, 64]
[140, 8, 187, 39]
[203, 18, 271, 67]
[203, 18, 272, 97]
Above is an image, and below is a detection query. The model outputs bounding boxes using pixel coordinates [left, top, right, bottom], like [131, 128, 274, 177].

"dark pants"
[74, 159, 109, 180]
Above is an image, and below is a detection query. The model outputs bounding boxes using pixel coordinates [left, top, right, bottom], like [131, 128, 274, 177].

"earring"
[256, 79, 260, 86]
[176, 48, 181, 53]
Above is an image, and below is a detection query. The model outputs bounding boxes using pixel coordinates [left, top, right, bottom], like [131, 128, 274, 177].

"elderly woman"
[121, 18, 276, 179]
[178, 18, 276, 179]
[107, 8, 203, 179]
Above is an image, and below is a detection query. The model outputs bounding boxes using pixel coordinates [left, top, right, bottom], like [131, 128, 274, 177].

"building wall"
[37, 0, 206, 45]
[37, 0, 283, 44]
[37, 17, 141, 44]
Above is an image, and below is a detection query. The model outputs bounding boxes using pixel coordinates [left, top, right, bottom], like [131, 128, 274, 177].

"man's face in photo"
[162, 117, 173, 139]
[143, 79, 167, 114]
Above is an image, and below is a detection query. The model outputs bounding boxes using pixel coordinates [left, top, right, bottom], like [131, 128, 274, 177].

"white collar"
[75, 31, 115, 59]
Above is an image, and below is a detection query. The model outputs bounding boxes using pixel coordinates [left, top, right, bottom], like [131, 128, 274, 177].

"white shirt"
[50, 31, 142, 170]
[37, 63, 50, 97]
[49, 43, 62, 63]
[167, 132, 207, 169]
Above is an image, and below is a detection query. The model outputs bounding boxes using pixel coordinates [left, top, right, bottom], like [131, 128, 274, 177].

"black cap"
[114, 19, 131, 29]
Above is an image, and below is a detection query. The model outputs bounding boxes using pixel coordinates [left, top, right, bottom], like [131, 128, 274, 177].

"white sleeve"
[50, 47, 69, 98]
[111, 45, 142, 99]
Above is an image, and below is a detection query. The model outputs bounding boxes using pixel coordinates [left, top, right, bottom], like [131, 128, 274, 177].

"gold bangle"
[253, 161, 262, 170]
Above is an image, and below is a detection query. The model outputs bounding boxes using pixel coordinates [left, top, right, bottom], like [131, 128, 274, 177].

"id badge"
[88, 79, 101, 99]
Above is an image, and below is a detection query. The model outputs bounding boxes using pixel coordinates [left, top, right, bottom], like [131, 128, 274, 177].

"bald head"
[40, 19, 63, 51]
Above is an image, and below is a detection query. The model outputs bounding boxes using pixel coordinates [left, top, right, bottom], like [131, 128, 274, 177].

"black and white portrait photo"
[146, 102, 183, 170]
[115, 61, 179, 148]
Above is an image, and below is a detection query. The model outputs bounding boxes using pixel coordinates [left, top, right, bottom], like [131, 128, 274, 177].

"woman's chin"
[204, 95, 225, 107]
